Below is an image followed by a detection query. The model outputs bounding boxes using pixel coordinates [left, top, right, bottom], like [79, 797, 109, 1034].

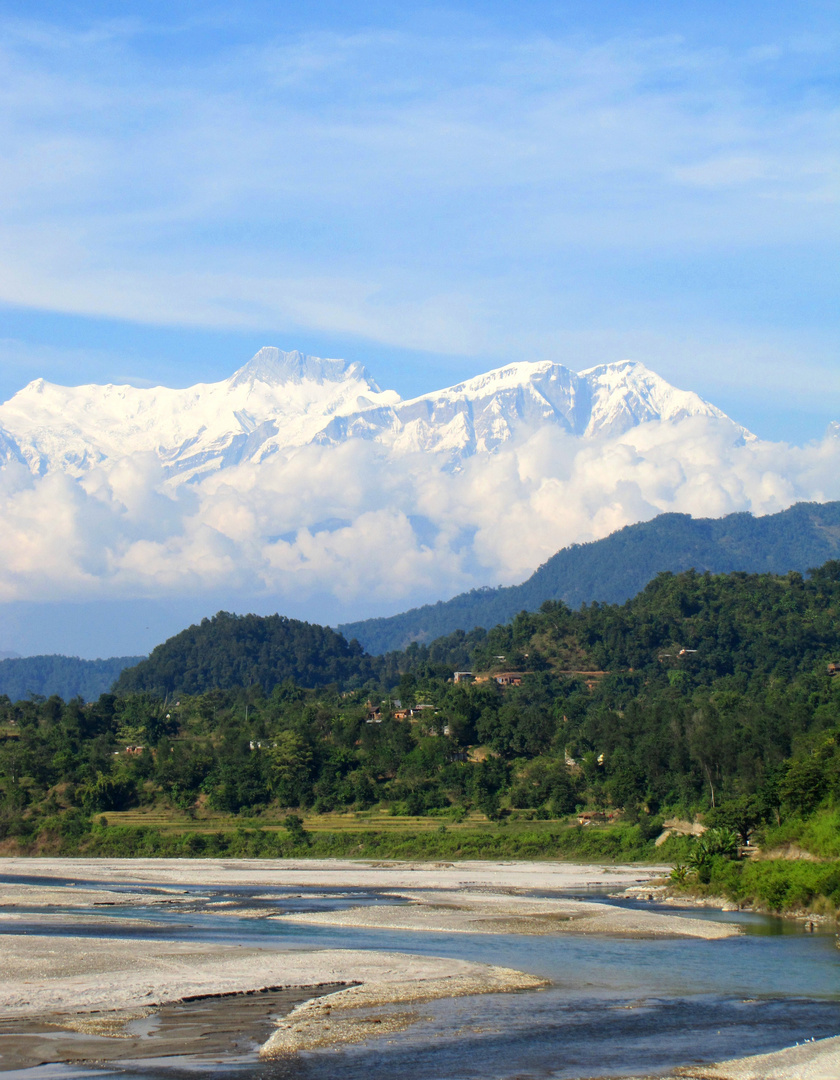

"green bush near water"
[759, 810, 840, 859]
[688, 856, 840, 914]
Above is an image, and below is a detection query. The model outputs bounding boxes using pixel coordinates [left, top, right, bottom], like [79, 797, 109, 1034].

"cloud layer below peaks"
[1, 416, 838, 611]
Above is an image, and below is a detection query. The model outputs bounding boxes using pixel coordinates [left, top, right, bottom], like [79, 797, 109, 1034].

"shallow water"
[2, 879, 838, 1080]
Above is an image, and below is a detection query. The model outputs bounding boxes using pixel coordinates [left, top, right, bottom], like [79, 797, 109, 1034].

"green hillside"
[0, 654, 145, 703]
[2, 563, 840, 916]
[339, 501, 840, 653]
[113, 611, 379, 696]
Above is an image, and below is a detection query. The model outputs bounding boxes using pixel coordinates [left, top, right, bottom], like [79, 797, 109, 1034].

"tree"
[266, 732, 313, 807]
[283, 813, 310, 845]
[705, 795, 765, 844]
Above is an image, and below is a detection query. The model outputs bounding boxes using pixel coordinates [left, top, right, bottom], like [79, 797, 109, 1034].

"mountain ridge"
[4, 498, 840, 698]
[0, 348, 746, 481]
[338, 500, 840, 653]
[0, 654, 146, 703]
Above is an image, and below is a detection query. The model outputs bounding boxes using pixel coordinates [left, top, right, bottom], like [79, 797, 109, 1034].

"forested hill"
[6, 561, 840, 864]
[339, 500, 840, 654]
[0, 655, 145, 703]
[12, 500, 839, 700]
[474, 561, 840, 690]
[113, 612, 379, 696]
[109, 560, 840, 700]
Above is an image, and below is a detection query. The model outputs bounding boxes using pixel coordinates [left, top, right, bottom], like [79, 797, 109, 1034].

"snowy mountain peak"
[0, 348, 748, 482]
[228, 347, 377, 390]
[425, 359, 557, 399]
[580, 359, 737, 437]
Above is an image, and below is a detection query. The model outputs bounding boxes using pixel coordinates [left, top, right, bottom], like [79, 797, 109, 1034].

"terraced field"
[98, 808, 565, 834]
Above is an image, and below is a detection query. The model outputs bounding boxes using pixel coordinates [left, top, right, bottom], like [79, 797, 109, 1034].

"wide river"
[2, 875, 839, 1080]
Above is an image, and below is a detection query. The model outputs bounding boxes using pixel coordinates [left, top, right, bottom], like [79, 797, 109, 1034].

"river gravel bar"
[0, 938, 541, 1020]
[0, 884, 198, 908]
[0, 855, 668, 891]
[272, 887, 738, 938]
[0, 857, 738, 1070]
[676, 1035, 840, 1079]
[260, 964, 547, 1057]
[0, 935, 545, 1070]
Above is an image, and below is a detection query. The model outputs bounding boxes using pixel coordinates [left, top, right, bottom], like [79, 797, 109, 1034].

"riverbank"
[668, 856, 840, 921]
[0, 856, 739, 938]
[0, 856, 664, 1070]
[0, 854, 669, 891]
[0, 935, 545, 1071]
[677, 1035, 840, 1079]
[622, 878, 840, 928]
[0, 857, 823, 1076]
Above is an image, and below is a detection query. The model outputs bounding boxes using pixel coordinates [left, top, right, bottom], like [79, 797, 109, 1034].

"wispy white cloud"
[0, 13, 836, 358]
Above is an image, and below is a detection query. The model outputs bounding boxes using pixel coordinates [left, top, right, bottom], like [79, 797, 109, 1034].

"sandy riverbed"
[272, 887, 739, 938]
[0, 883, 198, 908]
[676, 1035, 840, 1079]
[0, 857, 824, 1076]
[0, 854, 668, 891]
[0, 933, 546, 1071]
[0, 934, 546, 1020]
[0, 856, 738, 941]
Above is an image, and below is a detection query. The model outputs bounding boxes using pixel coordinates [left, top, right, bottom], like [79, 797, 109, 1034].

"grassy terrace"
[99, 807, 571, 834]
[63, 806, 671, 862]
[28, 812, 659, 863]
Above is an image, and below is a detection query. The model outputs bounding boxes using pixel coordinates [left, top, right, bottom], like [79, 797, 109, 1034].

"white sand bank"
[273, 888, 738, 938]
[0, 857, 737, 937]
[0, 856, 667, 892]
[0, 934, 541, 1022]
[260, 964, 547, 1057]
[0, 855, 739, 1065]
[676, 1035, 840, 1079]
[0, 884, 197, 908]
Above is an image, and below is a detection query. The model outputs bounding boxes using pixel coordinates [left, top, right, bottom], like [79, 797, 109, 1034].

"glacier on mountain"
[0, 347, 748, 481]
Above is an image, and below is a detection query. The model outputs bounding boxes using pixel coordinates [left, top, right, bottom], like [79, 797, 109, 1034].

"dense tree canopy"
[114, 612, 378, 696]
[0, 655, 144, 703]
[2, 563, 840, 854]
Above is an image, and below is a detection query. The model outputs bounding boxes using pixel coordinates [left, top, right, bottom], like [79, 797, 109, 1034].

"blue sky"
[0, 0, 838, 442]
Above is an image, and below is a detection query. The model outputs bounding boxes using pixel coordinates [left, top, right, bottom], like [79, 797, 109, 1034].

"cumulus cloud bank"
[2, 418, 839, 613]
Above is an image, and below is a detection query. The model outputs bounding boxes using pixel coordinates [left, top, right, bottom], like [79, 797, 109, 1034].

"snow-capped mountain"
[316, 358, 742, 456]
[0, 349, 398, 480]
[0, 347, 747, 481]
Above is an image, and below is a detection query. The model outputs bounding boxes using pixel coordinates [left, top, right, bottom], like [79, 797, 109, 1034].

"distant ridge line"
[338, 501, 840, 654]
[0, 654, 146, 703]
